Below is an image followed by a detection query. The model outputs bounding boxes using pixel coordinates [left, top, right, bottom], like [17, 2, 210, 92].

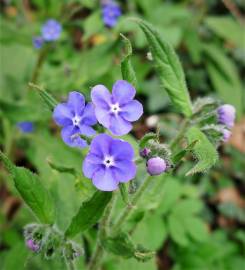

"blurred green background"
[0, 0, 244, 269]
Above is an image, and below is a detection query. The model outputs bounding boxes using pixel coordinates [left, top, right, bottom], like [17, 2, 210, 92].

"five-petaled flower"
[53, 92, 97, 148]
[102, 0, 122, 28]
[82, 134, 136, 191]
[91, 80, 143, 136]
[42, 19, 62, 41]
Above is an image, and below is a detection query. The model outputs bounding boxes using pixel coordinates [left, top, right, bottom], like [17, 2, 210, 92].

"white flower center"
[103, 156, 114, 168]
[110, 103, 121, 115]
[72, 115, 81, 126]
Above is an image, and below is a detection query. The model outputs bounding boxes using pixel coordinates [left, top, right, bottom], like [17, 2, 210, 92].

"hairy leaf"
[120, 34, 137, 87]
[0, 151, 55, 224]
[103, 232, 135, 258]
[65, 191, 112, 237]
[135, 19, 193, 117]
[29, 82, 58, 111]
[185, 127, 218, 175]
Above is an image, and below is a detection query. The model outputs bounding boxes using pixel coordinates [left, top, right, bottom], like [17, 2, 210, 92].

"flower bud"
[222, 129, 231, 142]
[217, 104, 236, 128]
[147, 157, 167, 176]
[26, 239, 40, 252]
[139, 148, 151, 158]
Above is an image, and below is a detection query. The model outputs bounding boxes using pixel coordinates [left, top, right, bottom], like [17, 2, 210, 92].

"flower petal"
[91, 85, 111, 109]
[109, 115, 132, 136]
[61, 126, 87, 148]
[120, 100, 143, 121]
[81, 103, 97, 126]
[53, 103, 73, 126]
[68, 91, 85, 115]
[79, 124, 96, 136]
[92, 168, 119, 191]
[112, 80, 136, 105]
[112, 160, 136, 183]
[95, 107, 111, 128]
[82, 155, 102, 178]
[89, 134, 113, 157]
[110, 139, 134, 161]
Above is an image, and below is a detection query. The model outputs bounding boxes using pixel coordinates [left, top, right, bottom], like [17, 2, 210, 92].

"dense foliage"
[0, 1, 244, 270]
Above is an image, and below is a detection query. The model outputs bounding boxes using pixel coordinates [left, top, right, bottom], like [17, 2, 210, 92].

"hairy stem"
[87, 192, 116, 270]
[65, 259, 76, 270]
[170, 119, 189, 150]
[113, 175, 152, 232]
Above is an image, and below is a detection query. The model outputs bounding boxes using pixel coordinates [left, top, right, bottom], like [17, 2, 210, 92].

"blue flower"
[91, 80, 143, 136]
[102, 1, 121, 28]
[32, 36, 44, 49]
[53, 92, 97, 148]
[17, 122, 34, 133]
[83, 134, 136, 191]
[41, 19, 62, 41]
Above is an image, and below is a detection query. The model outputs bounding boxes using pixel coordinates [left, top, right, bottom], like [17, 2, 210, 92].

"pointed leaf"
[65, 191, 112, 238]
[135, 19, 192, 117]
[185, 127, 218, 175]
[0, 151, 55, 224]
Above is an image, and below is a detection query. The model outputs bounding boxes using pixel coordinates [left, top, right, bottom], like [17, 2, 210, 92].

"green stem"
[170, 119, 189, 150]
[65, 259, 76, 270]
[87, 193, 116, 270]
[113, 175, 152, 232]
[31, 46, 50, 83]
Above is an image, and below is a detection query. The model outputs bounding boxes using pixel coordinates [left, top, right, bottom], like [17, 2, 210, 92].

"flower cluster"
[53, 80, 142, 191]
[33, 19, 62, 49]
[101, 0, 122, 28]
[217, 104, 236, 142]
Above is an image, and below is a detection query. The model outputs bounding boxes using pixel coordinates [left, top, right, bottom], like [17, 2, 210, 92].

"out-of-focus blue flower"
[102, 0, 121, 28]
[217, 104, 236, 128]
[17, 122, 34, 133]
[41, 19, 62, 41]
[83, 134, 136, 191]
[147, 157, 167, 176]
[91, 80, 143, 136]
[32, 36, 44, 49]
[53, 92, 97, 148]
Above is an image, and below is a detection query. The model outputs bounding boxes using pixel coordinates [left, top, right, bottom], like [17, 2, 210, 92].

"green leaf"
[28, 82, 58, 111]
[0, 151, 55, 224]
[172, 140, 199, 164]
[103, 232, 135, 258]
[203, 44, 243, 118]
[135, 19, 193, 117]
[65, 191, 112, 238]
[120, 34, 137, 88]
[184, 216, 209, 242]
[119, 183, 129, 205]
[168, 213, 189, 246]
[205, 16, 243, 48]
[172, 198, 203, 217]
[47, 158, 78, 176]
[185, 127, 218, 176]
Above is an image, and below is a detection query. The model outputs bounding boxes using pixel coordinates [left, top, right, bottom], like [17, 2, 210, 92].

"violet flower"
[217, 104, 236, 129]
[26, 239, 39, 252]
[32, 36, 44, 49]
[91, 80, 143, 136]
[222, 129, 231, 142]
[17, 121, 34, 133]
[53, 92, 97, 148]
[41, 19, 62, 41]
[147, 157, 167, 176]
[82, 134, 136, 191]
[102, 0, 122, 28]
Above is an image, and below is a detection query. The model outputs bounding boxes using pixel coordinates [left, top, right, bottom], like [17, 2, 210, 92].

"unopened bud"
[139, 148, 151, 158]
[147, 157, 167, 176]
[217, 104, 236, 128]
